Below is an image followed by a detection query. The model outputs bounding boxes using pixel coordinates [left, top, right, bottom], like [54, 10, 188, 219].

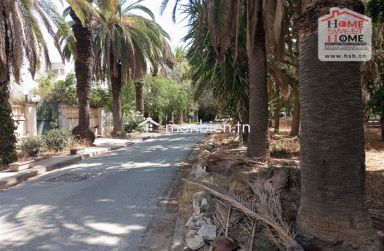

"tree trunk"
[194, 111, 199, 123]
[0, 13, 17, 166]
[0, 81, 17, 165]
[70, 7, 95, 145]
[274, 87, 280, 133]
[176, 112, 184, 124]
[246, 5, 269, 158]
[290, 88, 300, 136]
[135, 81, 144, 114]
[381, 113, 384, 142]
[111, 63, 123, 136]
[152, 114, 160, 131]
[296, 1, 381, 249]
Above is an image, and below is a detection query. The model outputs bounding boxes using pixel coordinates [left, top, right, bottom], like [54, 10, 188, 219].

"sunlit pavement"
[0, 133, 203, 251]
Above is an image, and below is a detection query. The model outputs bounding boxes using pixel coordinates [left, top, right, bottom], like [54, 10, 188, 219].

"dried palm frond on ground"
[213, 199, 244, 236]
[183, 179, 303, 251]
[180, 131, 384, 250]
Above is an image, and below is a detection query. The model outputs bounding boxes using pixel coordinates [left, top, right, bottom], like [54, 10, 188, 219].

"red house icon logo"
[321, 9, 369, 23]
[318, 7, 372, 62]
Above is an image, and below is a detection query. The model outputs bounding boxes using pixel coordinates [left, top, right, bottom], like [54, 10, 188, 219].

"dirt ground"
[176, 118, 384, 250]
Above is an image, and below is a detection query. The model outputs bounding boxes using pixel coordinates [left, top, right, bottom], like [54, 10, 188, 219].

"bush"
[20, 137, 47, 157]
[123, 112, 145, 133]
[44, 129, 72, 152]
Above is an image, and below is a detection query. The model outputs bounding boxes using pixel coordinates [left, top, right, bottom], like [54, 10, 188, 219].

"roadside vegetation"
[0, 0, 383, 250]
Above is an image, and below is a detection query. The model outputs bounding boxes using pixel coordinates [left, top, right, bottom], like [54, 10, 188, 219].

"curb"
[170, 135, 209, 250]
[0, 139, 149, 190]
[171, 216, 186, 250]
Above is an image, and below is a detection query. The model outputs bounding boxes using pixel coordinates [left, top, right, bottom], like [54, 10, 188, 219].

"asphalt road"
[0, 133, 202, 251]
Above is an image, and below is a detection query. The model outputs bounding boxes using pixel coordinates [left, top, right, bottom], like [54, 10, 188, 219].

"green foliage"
[91, 0, 170, 83]
[0, 106, 18, 164]
[20, 137, 47, 157]
[182, 1, 249, 122]
[197, 90, 220, 121]
[121, 84, 136, 116]
[37, 74, 117, 110]
[90, 84, 135, 115]
[367, 0, 384, 23]
[37, 74, 77, 106]
[123, 111, 145, 133]
[144, 76, 192, 118]
[43, 129, 72, 152]
[367, 83, 384, 117]
[90, 87, 111, 108]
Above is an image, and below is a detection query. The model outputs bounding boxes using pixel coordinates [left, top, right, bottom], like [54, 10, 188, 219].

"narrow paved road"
[0, 134, 202, 251]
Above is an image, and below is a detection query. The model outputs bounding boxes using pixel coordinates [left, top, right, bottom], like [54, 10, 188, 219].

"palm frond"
[183, 178, 302, 250]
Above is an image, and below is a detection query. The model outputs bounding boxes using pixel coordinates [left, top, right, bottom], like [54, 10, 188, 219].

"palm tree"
[0, 0, 61, 164]
[93, 0, 169, 136]
[182, 0, 249, 130]
[61, 0, 97, 144]
[163, 0, 287, 158]
[135, 81, 145, 114]
[295, 1, 382, 249]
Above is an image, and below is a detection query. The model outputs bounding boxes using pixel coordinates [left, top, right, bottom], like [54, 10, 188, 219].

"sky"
[140, 0, 189, 48]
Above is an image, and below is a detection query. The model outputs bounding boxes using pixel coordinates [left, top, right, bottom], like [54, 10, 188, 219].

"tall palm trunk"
[135, 81, 144, 114]
[70, 7, 95, 144]
[111, 62, 123, 136]
[0, 15, 17, 165]
[296, 1, 381, 249]
[290, 88, 300, 136]
[381, 112, 384, 142]
[274, 87, 280, 133]
[247, 5, 269, 158]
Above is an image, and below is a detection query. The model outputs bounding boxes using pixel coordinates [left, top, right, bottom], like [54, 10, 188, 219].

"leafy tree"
[90, 87, 111, 108]
[144, 76, 171, 119]
[143, 76, 192, 123]
[38, 74, 78, 106]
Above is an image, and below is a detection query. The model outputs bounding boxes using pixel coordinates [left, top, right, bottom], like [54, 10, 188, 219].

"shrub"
[44, 129, 72, 152]
[123, 112, 145, 133]
[20, 137, 47, 157]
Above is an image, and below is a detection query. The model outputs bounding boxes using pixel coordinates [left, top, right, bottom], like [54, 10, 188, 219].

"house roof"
[321, 8, 369, 22]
